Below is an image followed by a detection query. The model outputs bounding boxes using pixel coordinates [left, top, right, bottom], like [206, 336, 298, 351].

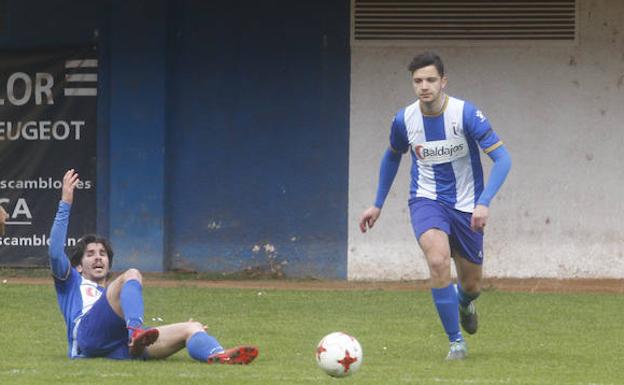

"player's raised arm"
[61, 169, 79, 205]
[48, 169, 80, 280]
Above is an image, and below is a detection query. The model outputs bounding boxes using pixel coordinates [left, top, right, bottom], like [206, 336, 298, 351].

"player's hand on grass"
[61, 169, 80, 205]
[359, 206, 381, 233]
[471, 204, 489, 233]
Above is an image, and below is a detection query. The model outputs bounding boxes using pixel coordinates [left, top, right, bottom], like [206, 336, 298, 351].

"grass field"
[1, 281, 623, 385]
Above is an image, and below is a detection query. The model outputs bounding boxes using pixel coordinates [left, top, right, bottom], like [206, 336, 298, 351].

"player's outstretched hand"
[471, 204, 489, 233]
[359, 206, 381, 233]
[61, 169, 80, 205]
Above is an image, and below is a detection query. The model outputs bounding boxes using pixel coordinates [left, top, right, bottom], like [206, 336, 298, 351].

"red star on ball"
[338, 350, 358, 372]
[316, 345, 326, 360]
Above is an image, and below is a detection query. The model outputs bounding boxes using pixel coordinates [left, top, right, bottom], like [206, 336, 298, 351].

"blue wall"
[4, 0, 351, 278]
[108, 1, 167, 271]
[0, 1, 105, 47]
[165, 0, 350, 278]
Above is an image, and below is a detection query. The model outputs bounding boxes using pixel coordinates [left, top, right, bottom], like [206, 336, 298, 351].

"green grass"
[1, 282, 623, 385]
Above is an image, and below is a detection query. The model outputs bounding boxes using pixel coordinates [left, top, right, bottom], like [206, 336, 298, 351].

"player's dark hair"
[408, 51, 445, 77]
[70, 234, 114, 268]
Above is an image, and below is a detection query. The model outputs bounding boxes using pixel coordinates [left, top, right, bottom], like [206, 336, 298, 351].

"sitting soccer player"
[49, 168, 258, 363]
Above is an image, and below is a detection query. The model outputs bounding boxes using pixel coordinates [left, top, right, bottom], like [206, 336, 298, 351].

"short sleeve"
[389, 109, 409, 153]
[463, 102, 502, 154]
[54, 267, 80, 293]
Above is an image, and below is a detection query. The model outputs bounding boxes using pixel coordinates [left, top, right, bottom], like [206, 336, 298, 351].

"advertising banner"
[0, 47, 98, 266]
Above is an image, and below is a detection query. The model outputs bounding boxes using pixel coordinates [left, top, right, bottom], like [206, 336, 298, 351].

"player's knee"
[188, 321, 204, 331]
[461, 280, 480, 293]
[427, 254, 450, 275]
[185, 321, 205, 338]
[123, 268, 143, 284]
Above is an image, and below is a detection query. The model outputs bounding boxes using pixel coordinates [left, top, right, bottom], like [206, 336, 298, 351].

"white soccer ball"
[316, 332, 363, 377]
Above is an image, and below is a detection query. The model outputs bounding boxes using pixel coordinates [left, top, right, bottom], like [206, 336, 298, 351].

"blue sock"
[187, 331, 224, 362]
[457, 284, 480, 308]
[431, 284, 462, 342]
[120, 279, 144, 337]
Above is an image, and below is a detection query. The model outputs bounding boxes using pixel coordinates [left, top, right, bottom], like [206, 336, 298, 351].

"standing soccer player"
[359, 52, 511, 360]
[49, 169, 259, 363]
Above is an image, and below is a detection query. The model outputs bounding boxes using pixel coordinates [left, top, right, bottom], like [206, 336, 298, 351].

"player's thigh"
[145, 321, 204, 359]
[447, 208, 484, 265]
[418, 228, 451, 262]
[77, 293, 128, 358]
[409, 198, 451, 243]
[105, 268, 143, 317]
[452, 250, 483, 292]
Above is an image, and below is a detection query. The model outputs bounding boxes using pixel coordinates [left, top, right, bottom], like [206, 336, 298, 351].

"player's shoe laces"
[459, 302, 479, 335]
[207, 346, 259, 365]
[446, 339, 467, 361]
[128, 326, 159, 357]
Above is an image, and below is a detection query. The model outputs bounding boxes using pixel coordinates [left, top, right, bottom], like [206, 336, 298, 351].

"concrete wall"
[348, 0, 624, 280]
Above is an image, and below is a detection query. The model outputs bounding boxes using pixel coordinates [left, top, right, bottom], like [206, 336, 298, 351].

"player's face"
[77, 242, 110, 282]
[412, 65, 447, 105]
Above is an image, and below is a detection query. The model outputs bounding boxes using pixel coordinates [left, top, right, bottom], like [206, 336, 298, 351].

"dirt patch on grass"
[1, 274, 623, 293]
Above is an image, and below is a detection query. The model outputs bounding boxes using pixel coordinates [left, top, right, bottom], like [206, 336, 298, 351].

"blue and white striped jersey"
[390, 95, 503, 213]
[50, 201, 105, 358]
[54, 269, 104, 358]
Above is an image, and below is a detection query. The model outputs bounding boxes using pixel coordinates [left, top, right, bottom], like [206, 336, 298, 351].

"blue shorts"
[76, 289, 131, 360]
[409, 198, 484, 265]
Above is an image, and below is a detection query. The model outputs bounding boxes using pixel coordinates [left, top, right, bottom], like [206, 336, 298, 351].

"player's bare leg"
[146, 320, 258, 364]
[419, 229, 466, 360]
[419, 229, 452, 289]
[454, 252, 482, 335]
[145, 321, 205, 359]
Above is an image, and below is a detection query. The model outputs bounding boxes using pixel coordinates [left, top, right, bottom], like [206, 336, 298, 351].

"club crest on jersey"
[451, 121, 460, 136]
[85, 287, 97, 297]
[413, 138, 468, 165]
[475, 110, 486, 123]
